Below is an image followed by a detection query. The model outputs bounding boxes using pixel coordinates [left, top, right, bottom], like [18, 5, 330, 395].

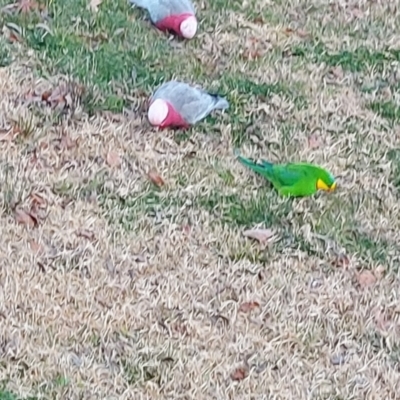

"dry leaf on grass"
[329, 66, 344, 80]
[60, 132, 77, 150]
[239, 301, 260, 312]
[375, 310, 391, 332]
[8, 30, 23, 43]
[308, 133, 322, 149]
[30, 192, 47, 208]
[252, 16, 264, 25]
[243, 228, 275, 244]
[89, 0, 102, 12]
[76, 229, 96, 241]
[106, 150, 122, 168]
[0, 129, 15, 142]
[29, 239, 44, 255]
[356, 270, 377, 288]
[14, 208, 38, 228]
[24, 84, 73, 110]
[331, 253, 350, 269]
[241, 37, 264, 61]
[17, 0, 40, 13]
[283, 27, 309, 38]
[231, 367, 248, 381]
[148, 169, 165, 187]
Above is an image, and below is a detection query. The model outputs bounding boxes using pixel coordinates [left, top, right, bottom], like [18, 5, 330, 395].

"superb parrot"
[148, 81, 229, 129]
[235, 151, 337, 197]
[129, 0, 198, 39]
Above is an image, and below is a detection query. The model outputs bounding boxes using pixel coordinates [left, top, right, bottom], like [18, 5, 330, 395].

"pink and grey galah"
[129, 0, 198, 39]
[148, 81, 230, 129]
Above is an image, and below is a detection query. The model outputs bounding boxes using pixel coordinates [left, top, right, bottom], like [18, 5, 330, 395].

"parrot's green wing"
[261, 161, 308, 188]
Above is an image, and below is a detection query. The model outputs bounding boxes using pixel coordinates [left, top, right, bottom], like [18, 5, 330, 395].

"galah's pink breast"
[159, 101, 190, 129]
[155, 13, 194, 37]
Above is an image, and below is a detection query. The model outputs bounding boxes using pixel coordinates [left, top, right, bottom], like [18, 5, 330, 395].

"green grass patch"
[295, 194, 397, 265]
[195, 188, 292, 227]
[0, 36, 13, 67]
[0, 390, 37, 400]
[291, 42, 400, 73]
[387, 148, 400, 190]
[368, 100, 400, 124]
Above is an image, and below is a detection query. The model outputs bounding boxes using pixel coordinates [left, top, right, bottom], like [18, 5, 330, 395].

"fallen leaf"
[296, 29, 309, 38]
[284, 27, 295, 35]
[148, 169, 165, 187]
[349, 7, 364, 19]
[30, 192, 47, 208]
[283, 27, 309, 38]
[89, 0, 102, 12]
[243, 228, 275, 244]
[331, 253, 350, 269]
[41, 84, 72, 110]
[0, 129, 14, 142]
[41, 90, 52, 102]
[8, 30, 23, 43]
[29, 239, 44, 255]
[239, 301, 260, 312]
[252, 16, 264, 25]
[242, 48, 263, 61]
[60, 132, 77, 150]
[307, 133, 322, 149]
[330, 66, 344, 79]
[241, 37, 264, 61]
[106, 150, 122, 168]
[17, 0, 39, 13]
[375, 310, 391, 332]
[14, 208, 38, 228]
[76, 229, 95, 241]
[356, 270, 377, 289]
[231, 367, 248, 381]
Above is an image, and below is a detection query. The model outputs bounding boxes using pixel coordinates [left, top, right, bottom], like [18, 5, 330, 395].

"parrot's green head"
[314, 166, 337, 192]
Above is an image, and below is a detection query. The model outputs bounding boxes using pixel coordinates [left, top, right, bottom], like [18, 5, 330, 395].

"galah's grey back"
[129, 0, 195, 22]
[152, 81, 229, 125]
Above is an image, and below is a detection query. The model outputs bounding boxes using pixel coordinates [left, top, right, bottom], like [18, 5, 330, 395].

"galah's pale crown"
[148, 99, 168, 126]
[180, 15, 197, 38]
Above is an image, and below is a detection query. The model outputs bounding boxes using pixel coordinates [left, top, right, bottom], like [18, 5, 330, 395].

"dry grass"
[1, 0, 400, 399]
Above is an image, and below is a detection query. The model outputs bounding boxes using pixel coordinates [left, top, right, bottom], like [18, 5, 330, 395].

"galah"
[148, 81, 229, 129]
[129, 0, 198, 39]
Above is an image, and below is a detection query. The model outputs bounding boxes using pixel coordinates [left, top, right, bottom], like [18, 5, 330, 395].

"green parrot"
[235, 151, 337, 197]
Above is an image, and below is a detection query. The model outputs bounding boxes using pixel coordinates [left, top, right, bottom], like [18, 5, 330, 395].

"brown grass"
[1, 1, 400, 399]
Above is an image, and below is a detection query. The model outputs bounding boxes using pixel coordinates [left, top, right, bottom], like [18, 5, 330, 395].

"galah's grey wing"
[130, 0, 195, 22]
[151, 81, 181, 101]
[170, 0, 196, 14]
[179, 90, 222, 124]
[129, 0, 168, 22]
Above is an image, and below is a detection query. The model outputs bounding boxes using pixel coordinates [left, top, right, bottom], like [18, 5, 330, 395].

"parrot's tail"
[210, 94, 229, 110]
[236, 153, 273, 177]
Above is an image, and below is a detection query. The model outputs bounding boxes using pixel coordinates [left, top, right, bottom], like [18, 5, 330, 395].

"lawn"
[1, 0, 400, 398]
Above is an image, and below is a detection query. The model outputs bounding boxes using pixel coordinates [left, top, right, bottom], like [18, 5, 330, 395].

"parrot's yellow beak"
[317, 179, 330, 191]
[317, 179, 337, 192]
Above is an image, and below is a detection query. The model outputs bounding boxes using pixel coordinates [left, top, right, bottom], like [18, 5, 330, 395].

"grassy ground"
[1, 0, 400, 398]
